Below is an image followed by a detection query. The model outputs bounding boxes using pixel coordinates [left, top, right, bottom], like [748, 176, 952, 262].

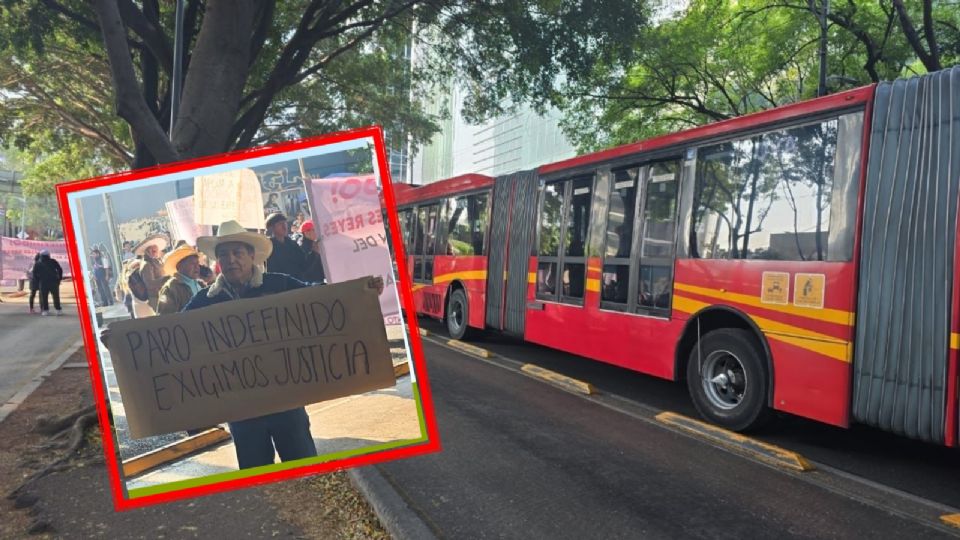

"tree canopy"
[557, 0, 960, 152]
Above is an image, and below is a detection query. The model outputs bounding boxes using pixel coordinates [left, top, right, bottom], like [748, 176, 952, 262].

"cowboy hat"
[133, 234, 169, 256]
[162, 244, 200, 275]
[196, 220, 272, 265]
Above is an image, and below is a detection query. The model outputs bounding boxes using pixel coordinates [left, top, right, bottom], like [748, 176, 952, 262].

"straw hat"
[196, 220, 272, 265]
[162, 244, 200, 275]
[133, 234, 169, 257]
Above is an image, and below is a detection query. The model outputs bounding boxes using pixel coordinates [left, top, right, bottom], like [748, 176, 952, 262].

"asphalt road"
[415, 319, 960, 510]
[378, 328, 958, 538]
[0, 302, 81, 405]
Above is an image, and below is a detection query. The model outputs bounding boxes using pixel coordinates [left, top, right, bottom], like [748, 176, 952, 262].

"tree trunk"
[171, 0, 259, 160]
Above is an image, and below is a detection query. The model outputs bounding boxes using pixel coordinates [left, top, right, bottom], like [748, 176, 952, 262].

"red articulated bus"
[394, 66, 960, 446]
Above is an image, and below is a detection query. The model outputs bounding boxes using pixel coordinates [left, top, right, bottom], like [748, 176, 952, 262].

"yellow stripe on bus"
[528, 272, 537, 284]
[952, 333, 960, 350]
[672, 294, 851, 363]
[674, 282, 854, 327]
[433, 270, 487, 285]
[586, 278, 600, 292]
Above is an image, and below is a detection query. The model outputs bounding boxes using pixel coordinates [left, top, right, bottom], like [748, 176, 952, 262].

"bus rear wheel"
[446, 288, 473, 340]
[686, 328, 772, 432]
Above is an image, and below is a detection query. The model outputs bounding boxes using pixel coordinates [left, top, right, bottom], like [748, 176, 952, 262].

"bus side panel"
[525, 256, 680, 380]
[673, 259, 857, 428]
[432, 255, 488, 329]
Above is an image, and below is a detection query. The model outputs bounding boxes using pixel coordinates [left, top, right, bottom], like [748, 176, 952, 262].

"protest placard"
[165, 196, 212, 246]
[0, 236, 72, 281]
[105, 277, 395, 439]
[194, 169, 263, 229]
[308, 175, 401, 326]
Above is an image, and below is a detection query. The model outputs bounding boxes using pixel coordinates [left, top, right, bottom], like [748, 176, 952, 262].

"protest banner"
[0, 236, 72, 281]
[194, 169, 263, 229]
[308, 175, 401, 326]
[165, 196, 212, 246]
[105, 277, 395, 439]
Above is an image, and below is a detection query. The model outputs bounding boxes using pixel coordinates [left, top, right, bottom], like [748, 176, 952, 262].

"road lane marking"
[521, 364, 594, 395]
[655, 411, 814, 472]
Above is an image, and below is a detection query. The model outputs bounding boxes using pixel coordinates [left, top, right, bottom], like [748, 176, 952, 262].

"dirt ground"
[0, 350, 389, 539]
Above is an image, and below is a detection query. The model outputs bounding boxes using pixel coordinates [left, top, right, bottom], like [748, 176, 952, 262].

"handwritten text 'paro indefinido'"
[121, 299, 373, 412]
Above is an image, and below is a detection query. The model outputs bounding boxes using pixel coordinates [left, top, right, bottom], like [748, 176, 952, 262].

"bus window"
[563, 176, 592, 300]
[399, 208, 414, 248]
[692, 117, 850, 261]
[444, 192, 489, 256]
[537, 181, 564, 299]
[536, 175, 593, 303]
[638, 161, 679, 310]
[413, 203, 439, 281]
[602, 167, 639, 305]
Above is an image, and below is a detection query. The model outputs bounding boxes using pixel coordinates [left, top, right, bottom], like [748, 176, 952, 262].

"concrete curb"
[0, 337, 83, 424]
[348, 465, 439, 540]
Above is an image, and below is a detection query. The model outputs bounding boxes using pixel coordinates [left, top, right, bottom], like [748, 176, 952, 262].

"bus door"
[412, 202, 443, 316]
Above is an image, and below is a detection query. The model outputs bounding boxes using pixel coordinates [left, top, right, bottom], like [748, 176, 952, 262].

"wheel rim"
[700, 349, 747, 411]
[449, 297, 464, 333]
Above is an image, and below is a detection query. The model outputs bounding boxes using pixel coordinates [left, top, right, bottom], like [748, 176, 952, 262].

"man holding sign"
[104, 220, 386, 470]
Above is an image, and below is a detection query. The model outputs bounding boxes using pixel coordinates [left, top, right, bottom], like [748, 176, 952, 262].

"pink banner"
[0, 237, 72, 281]
[165, 196, 212, 246]
[308, 175, 401, 326]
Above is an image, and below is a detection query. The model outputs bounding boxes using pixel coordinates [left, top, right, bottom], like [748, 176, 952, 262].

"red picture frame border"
[55, 125, 440, 511]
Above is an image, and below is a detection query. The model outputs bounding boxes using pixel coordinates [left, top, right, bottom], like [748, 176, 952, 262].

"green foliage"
[559, 0, 960, 152]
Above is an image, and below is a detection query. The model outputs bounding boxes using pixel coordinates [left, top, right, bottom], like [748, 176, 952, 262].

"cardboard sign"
[760, 272, 789, 305]
[308, 175, 401, 326]
[106, 277, 395, 439]
[165, 196, 213, 246]
[194, 169, 264, 229]
[794, 273, 826, 309]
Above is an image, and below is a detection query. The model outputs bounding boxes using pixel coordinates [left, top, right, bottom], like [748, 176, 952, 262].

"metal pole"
[817, 0, 829, 97]
[170, 0, 185, 137]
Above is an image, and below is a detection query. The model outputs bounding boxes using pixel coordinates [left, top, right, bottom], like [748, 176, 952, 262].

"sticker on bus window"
[650, 173, 674, 183]
[794, 273, 826, 309]
[760, 272, 789, 305]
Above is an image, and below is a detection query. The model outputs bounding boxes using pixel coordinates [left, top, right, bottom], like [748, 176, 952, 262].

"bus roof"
[394, 173, 494, 206]
[538, 84, 876, 176]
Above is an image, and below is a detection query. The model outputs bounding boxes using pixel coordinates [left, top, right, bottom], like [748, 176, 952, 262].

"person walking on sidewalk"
[90, 248, 114, 307]
[27, 253, 40, 313]
[297, 220, 326, 284]
[33, 250, 63, 316]
[184, 220, 383, 469]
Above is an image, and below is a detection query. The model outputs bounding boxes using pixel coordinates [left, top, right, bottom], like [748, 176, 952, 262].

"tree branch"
[117, 0, 173, 74]
[892, 0, 941, 71]
[92, 0, 179, 164]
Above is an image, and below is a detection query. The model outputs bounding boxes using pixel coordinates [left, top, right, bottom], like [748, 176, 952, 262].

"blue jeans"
[228, 407, 317, 469]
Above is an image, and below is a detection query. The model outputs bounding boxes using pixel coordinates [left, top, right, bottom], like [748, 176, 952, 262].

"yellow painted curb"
[521, 364, 595, 395]
[941, 514, 960, 528]
[446, 339, 491, 358]
[394, 362, 411, 378]
[418, 328, 429, 337]
[655, 412, 814, 472]
[121, 427, 231, 478]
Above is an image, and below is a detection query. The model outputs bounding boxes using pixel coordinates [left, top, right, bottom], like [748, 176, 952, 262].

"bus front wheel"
[686, 328, 772, 432]
[446, 288, 472, 340]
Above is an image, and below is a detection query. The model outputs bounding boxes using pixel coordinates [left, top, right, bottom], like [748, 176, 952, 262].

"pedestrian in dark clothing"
[27, 253, 40, 313]
[264, 212, 306, 280]
[33, 250, 63, 316]
[90, 248, 114, 307]
[297, 220, 326, 284]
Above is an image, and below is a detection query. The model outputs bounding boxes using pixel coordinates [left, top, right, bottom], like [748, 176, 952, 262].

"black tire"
[446, 288, 473, 340]
[686, 328, 773, 432]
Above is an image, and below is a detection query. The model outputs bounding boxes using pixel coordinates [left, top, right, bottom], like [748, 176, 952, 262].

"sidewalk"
[126, 374, 422, 492]
[0, 279, 77, 304]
